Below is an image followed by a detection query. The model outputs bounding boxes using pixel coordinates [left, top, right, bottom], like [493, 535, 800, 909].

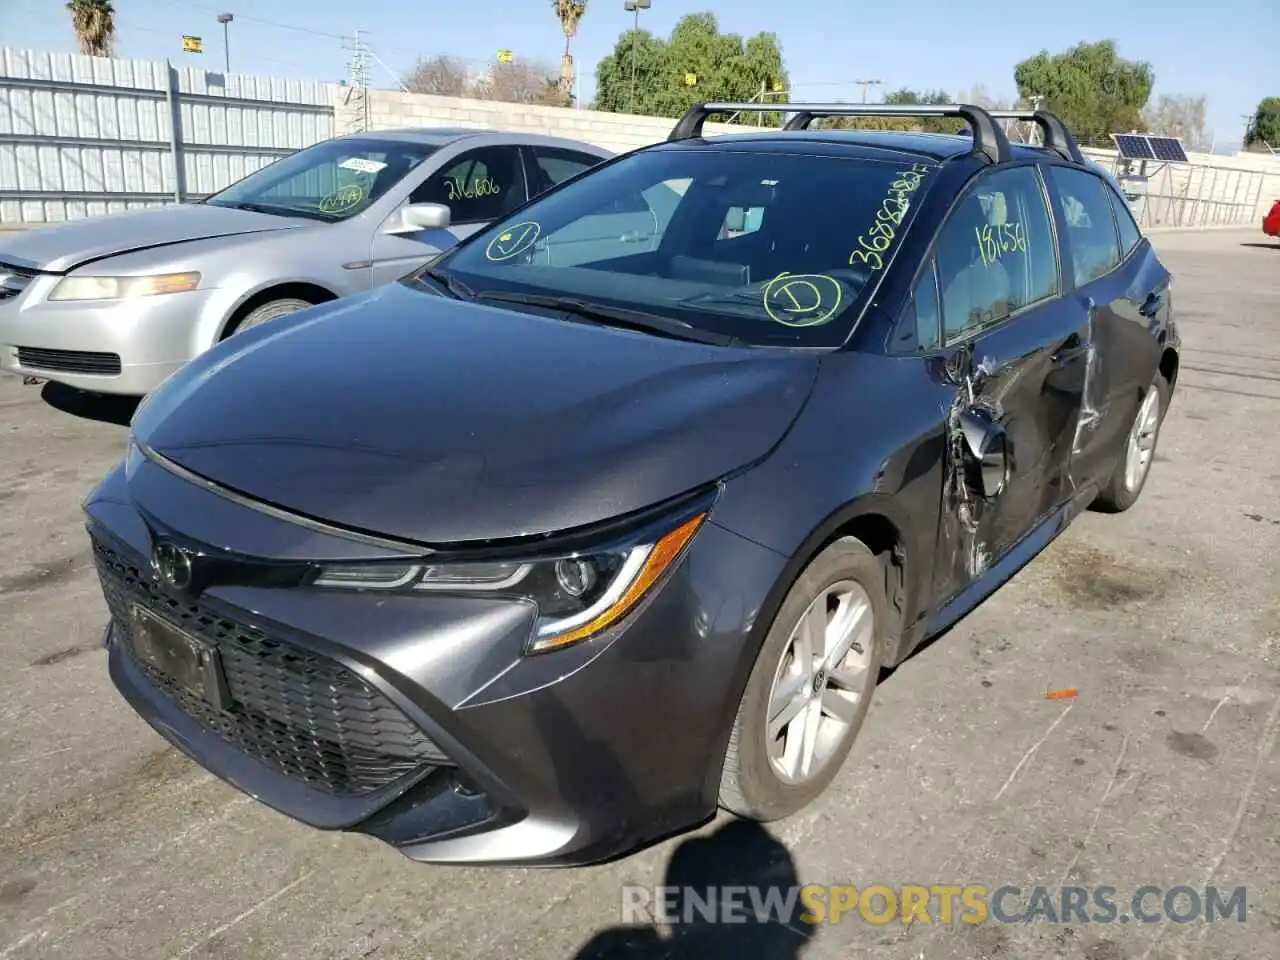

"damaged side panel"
[933, 303, 1092, 605]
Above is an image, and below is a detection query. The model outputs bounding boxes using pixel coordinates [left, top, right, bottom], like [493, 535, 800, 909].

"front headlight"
[312, 509, 708, 653]
[49, 272, 201, 301]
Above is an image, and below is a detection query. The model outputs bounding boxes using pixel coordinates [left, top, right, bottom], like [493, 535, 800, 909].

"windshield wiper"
[417, 267, 476, 300]
[216, 201, 338, 223]
[472, 291, 736, 346]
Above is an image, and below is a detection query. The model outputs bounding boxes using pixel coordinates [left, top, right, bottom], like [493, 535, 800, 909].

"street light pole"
[217, 13, 233, 74]
[854, 78, 881, 103]
[623, 0, 650, 115]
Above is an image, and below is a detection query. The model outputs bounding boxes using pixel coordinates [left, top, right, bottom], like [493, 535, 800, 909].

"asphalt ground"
[0, 228, 1277, 960]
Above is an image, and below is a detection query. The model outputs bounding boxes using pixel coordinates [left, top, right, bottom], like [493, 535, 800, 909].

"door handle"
[1051, 333, 1090, 366]
[1139, 292, 1164, 318]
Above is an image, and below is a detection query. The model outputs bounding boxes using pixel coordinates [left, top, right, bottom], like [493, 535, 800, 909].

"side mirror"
[723, 207, 747, 232]
[956, 409, 1008, 500]
[943, 344, 974, 385]
[402, 202, 451, 230]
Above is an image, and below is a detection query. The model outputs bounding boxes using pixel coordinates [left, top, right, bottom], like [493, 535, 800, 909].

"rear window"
[435, 148, 939, 346]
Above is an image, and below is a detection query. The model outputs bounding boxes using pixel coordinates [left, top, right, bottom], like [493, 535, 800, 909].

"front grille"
[93, 539, 449, 796]
[16, 347, 122, 376]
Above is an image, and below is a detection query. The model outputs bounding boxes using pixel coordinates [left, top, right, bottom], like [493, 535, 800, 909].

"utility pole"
[216, 13, 233, 74]
[341, 30, 370, 133]
[854, 78, 881, 103]
[623, 0, 651, 115]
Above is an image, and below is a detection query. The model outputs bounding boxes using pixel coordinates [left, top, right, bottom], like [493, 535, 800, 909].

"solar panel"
[1147, 136, 1189, 163]
[1113, 134, 1155, 159]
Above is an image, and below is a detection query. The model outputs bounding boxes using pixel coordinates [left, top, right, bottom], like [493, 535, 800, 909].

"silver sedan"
[0, 129, 612, 396]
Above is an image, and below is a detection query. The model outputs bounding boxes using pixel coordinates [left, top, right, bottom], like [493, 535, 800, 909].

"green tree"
[593, 12, 788, 124]
[66, 0, 116, 58]
[1244, 97, 1280, 150]
[820, 88, 960, 133]
[1013, 40, 1153, 143]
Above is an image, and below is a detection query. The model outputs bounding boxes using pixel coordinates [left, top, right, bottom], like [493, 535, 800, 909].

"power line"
[131, 0, 347, 40]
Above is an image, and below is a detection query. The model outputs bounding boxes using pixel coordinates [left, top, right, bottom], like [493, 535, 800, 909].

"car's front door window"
[412, 146, 527, 224]
[935, 165, 1060, 341]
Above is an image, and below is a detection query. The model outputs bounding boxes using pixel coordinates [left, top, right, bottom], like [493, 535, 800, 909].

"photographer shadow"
[572, 818, 816, 959]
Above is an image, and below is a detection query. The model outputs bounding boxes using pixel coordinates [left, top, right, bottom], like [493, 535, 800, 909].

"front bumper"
[0, 273, 215, 395]
[87, 457, 787, 866]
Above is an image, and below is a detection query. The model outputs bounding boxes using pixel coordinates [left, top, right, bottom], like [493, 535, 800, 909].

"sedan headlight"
[312, 509, 708, 653]
[48, 272, 201, 301]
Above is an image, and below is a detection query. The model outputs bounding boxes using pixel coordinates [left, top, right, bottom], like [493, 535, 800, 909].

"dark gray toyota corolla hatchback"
[88, 103, 1180, 866]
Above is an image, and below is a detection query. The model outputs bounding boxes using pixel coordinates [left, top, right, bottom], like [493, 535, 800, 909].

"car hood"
[132, 284, 819, 545]
[0, 204, 307, 274]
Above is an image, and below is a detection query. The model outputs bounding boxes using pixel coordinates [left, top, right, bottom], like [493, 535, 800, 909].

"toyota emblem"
[152, 540, 193, 590]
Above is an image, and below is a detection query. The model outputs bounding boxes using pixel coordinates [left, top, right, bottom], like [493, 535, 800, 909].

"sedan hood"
[134, 285, 819, 545]
[0, 204, 305, 274]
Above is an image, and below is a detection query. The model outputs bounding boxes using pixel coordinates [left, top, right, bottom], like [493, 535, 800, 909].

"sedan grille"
[92, 539, 449, 797]
[17, 347, 122, 376]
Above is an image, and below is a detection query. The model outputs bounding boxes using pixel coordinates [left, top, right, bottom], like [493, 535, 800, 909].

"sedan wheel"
[1123, 386, 1162, 493]
[228, 297, 315, 337]
[719, 536, 885, 821]
[766, 581, 875, 785]
[1093, 373, 1168, 513]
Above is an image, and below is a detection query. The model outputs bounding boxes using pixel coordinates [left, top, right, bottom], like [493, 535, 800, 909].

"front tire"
[718, 537, 885, 821]
[1093, 373, 1168, 513]
[226, 297, 315, 337]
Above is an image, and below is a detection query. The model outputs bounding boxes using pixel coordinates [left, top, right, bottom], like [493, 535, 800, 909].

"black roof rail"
[666, 101, 1012, 165]
[985, 110, 1084, 163]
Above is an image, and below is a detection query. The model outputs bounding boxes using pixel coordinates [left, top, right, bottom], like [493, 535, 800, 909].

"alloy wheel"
[765, 580, 876, 785]
[1123, 387, 1162, 492]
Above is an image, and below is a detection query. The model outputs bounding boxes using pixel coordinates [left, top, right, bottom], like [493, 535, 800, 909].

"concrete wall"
[331, 87, 747, 154]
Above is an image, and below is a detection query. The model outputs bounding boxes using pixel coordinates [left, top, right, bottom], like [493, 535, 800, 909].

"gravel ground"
[0, 228, 1277, 960]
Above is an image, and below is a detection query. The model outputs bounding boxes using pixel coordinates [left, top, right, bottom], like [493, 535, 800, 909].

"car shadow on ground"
[39, 381, 139, 426]
[1238, 241, 1278, 249]
[572, 819, 816, 959]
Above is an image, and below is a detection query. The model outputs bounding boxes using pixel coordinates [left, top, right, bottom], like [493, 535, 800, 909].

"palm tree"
[66, 0, 117, 58]
[552, 0, 587, 102]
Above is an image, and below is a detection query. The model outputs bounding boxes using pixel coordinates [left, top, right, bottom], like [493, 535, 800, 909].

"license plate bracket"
[127, 605, 231, 711]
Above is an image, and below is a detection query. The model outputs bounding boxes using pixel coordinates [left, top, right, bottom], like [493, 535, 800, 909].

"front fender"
[197, 272, 355, 348]
[711, 350, 952, 657]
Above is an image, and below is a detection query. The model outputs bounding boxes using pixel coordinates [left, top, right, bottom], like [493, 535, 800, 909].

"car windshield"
[427, 146, 938, 347]
[205, 138, 437, 223]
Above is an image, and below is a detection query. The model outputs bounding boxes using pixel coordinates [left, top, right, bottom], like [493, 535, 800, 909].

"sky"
[3, 0, 1276, 152]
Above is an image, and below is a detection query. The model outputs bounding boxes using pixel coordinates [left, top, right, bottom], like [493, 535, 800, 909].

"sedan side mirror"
[956, 409, 1008, 501]
[402, 202, 451, 230]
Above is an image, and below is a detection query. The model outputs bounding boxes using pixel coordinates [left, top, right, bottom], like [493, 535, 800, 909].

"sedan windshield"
[429, 146, 938, 347]
[205, 138, 437, 222]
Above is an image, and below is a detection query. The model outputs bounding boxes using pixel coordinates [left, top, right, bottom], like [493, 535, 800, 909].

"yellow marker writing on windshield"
[485, 220, 541, 261]
[763, 272, 843, 327]
[850, 164, 930, 272]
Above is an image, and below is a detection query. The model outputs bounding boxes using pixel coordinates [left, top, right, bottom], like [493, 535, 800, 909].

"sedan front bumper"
[0, 274, 215, 394]
[87, 458, 788, 866]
